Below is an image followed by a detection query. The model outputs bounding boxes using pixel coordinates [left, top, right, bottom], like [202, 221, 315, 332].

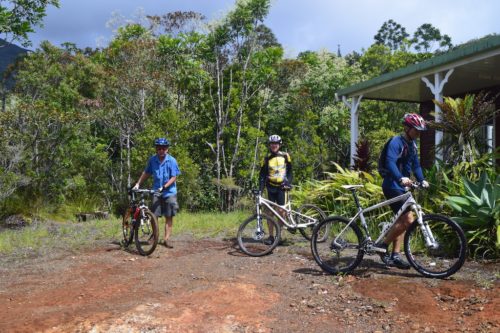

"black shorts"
[152, 195, 179, 217]
[266, 186, 286, 205]
[382, 188, 406, 214]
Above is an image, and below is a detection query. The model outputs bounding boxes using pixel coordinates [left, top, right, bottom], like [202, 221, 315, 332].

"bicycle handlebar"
[128, 188, 162, 196]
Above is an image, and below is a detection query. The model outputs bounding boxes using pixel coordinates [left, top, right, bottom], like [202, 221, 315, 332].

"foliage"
[0, 0, 59, 46]
[293, 163, 383, 215]
[430, 92, 500, 164]
[446, 173, 500, 258]
[411, 23, 452, 53]
[353, 138, 371, 172]
[373, 19, 409, 51]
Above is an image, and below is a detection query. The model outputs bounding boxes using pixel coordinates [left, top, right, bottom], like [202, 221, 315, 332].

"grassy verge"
[0, 211, 248, 257]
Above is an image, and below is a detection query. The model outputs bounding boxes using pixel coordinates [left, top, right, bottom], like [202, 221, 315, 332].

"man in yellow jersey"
[259, 134, 292, 245]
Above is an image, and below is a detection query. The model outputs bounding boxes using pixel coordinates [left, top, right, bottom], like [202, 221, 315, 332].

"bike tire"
[311, 216, 364, 275]
[404, 214, 467, 278]
[237, 213, 281, 257]
[122, 210, 134, 247]
[297, 204, 328, 241]
[134, 209, 159, 256]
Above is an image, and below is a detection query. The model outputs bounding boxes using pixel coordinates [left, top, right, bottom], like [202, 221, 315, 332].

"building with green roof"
[336, 34, 500, 167]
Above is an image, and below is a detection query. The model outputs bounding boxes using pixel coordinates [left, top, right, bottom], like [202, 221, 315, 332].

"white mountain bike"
[237, 189, 328, 256]
[311, 183, 467, 278]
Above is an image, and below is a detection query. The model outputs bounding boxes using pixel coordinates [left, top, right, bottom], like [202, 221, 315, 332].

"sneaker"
[387, 253, 411, 270]
[263, 236, 275, 246]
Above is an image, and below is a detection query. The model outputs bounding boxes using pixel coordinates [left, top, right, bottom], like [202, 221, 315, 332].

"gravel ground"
[0, 234, 498, 333]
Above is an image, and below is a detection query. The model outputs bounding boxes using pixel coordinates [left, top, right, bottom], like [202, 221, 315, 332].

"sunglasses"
[156, 146, 168, 150]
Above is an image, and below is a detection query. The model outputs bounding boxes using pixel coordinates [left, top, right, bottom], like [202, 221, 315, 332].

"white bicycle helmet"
[268, 134, 282, 144]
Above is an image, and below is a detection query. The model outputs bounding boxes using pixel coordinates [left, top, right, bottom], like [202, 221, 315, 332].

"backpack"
[377, 136, 408, 178]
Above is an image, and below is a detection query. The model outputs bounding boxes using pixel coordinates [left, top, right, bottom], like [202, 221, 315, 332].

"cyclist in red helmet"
[376, 113, 429, 269]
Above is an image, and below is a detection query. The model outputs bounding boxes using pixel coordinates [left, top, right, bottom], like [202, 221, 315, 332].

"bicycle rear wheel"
[134, 209, 159, 256]
[122, 210, 134, 247]
[237, 213, 281, 256]
[297, 204, 327, 241]
[311, 216, 364, 275]
[404, 214, 467, 278]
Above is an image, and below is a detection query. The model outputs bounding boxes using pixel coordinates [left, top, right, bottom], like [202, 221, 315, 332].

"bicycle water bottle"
[378, 222, 391, 235]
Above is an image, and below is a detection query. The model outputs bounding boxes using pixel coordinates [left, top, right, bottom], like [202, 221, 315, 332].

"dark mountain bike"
[122, 189, 159, 256]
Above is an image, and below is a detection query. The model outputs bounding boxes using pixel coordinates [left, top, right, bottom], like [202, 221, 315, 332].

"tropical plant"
[293, 163, 384, 216]
[446, 172, 500, 258]
[430, 92, 500, 164]
[353, 138, 371, 172]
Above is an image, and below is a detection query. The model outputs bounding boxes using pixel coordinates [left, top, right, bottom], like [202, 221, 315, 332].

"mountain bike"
[122, 188, 159, 256]
[237, 189, 328, 256]
[311, 183, 467, 278]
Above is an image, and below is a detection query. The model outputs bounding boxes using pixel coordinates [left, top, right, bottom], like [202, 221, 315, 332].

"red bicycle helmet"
[402, 113, 427, 131]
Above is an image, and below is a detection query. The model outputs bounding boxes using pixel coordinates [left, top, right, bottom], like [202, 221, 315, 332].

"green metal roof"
[337, 35, 500, 102]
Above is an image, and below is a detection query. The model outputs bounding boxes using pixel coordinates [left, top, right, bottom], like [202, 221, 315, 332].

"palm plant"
[430, 92, 499, 164]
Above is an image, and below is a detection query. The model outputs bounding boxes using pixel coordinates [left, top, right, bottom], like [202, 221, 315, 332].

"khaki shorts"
[152, 195, 179, 217]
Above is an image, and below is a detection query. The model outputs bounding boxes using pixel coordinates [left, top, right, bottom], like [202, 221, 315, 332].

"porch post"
[421, 69, 454, 161]
[342, 95, 363, 167]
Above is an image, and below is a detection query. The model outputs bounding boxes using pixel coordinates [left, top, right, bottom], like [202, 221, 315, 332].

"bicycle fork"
[254, 196, 265, 240]
[414, 206, 439, 249]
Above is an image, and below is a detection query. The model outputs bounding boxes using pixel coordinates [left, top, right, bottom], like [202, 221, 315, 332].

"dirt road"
[0, 236, 498, 332]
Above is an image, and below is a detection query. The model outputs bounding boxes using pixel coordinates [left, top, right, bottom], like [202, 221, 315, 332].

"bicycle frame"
[255, 193, 319, 229]
[333, 187, 439, 250]
[129, 190, 154, 222]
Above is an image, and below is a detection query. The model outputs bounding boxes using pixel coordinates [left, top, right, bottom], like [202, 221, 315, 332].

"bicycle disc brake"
[253, 229, 265, 241]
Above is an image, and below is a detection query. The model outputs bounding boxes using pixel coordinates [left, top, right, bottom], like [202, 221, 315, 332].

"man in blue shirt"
[377, 113, 429, 269]
[133, 138, 181, 248]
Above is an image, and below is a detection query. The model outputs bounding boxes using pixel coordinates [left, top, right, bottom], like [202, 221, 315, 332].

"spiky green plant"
[430, 92, 499, 164]
[446, 172, 500, 258]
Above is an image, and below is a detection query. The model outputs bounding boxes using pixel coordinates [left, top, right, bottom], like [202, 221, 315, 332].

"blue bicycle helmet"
[154, 138, 170, 146]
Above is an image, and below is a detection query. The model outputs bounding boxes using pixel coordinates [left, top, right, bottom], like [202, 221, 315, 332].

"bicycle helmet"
[402, 113, 427, 131]
[268, 134, 282, 144]
[154, 137, 170, 146]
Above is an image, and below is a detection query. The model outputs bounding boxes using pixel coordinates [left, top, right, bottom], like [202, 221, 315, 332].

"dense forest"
[0, 0, 490, 215]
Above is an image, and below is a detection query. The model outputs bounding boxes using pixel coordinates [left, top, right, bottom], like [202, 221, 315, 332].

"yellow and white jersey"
[261, 152, 291, 187]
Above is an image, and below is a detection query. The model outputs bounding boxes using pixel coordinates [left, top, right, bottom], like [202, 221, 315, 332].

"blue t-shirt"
[381, 135, 424, 191]
[144, 154, 181, 197]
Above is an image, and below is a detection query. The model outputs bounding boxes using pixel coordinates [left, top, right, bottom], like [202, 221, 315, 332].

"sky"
[27, 0, 500, 57]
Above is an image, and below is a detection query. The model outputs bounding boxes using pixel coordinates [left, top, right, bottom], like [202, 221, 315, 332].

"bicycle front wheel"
[297, 204, 327, 241]
[122, 210, 134, 247]
[237, 213, 281, 257]
[405, 214, 467, 278]
[311, 216, 364, 275]
[134, 209, 159, 256]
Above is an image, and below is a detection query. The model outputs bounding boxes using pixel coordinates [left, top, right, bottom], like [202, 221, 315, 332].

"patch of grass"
[0, 225, 50, 254]
[172, 211, 248, 239]
[0, 211, 248, 257]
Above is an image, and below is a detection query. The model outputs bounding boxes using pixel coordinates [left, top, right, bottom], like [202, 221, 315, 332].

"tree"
[202, 0, 282, 210]
[0, 0, 59, 47]
[411, 23, 452, 53]
[4, 41, 107, 205]
[373, 19, 409, 51]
